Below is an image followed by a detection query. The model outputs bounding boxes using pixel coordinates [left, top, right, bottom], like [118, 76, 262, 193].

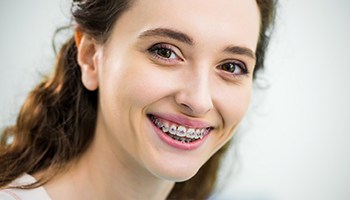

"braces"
[148, 114, 211, 142]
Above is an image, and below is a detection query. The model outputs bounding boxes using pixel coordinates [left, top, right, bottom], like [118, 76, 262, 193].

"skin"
[43, 0, 260, 199]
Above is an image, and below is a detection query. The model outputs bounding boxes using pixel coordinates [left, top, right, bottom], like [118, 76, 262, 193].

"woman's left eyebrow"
[138, 28, 194, 45]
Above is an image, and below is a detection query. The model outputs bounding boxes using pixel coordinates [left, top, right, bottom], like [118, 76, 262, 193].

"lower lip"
[148, 117, 209, 151]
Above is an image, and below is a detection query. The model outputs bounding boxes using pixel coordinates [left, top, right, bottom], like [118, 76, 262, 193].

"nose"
[175, 70, 213, 116]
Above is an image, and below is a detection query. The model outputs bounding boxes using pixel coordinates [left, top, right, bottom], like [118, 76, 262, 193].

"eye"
[218, 61, 248, 75]
[148, 43, 182, 62]
[154, 48, 176, 59]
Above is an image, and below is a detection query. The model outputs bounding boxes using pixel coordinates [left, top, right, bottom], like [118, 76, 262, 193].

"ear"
[75, 31, 100, 91]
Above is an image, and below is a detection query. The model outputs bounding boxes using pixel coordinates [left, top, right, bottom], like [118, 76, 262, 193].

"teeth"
[155, 119, 163, 128]
[199, 129, 205, 139]
[177, 126, 187, 137]
[203, 128, 210, 136]
[150, 115, 211, 141]
[186, 128, 195, 139]
[169, 125, 177, 135]
[162, 123, 169, 133]
[194, 129, 201, 139]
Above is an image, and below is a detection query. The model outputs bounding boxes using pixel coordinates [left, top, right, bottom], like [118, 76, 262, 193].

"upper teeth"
[153, 117, 208, 139]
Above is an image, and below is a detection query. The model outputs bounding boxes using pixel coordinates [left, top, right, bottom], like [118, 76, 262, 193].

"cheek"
[117, 63, 180, 107]
[215, 84, 252, 129]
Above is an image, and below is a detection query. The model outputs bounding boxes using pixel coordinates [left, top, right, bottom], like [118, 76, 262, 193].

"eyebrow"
[139, 28, 194, 45]
[224, 46, 256, 60]
[139, 28, 255, 60]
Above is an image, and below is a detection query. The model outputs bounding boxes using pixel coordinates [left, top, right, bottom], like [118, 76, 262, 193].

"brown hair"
[0, 0, 277, 199]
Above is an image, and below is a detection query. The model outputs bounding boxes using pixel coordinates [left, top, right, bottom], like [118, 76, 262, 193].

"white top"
[0, 174, 52, 200]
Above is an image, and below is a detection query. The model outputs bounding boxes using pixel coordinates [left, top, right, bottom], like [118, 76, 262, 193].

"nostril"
[180, 103, 192, 111]
[175, 90, 213, 115]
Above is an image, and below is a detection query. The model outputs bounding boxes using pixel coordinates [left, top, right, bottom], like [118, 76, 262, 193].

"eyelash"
[147, 43, 182, 63]
[217, 61, 249, 77]
[147, 43, 249, 78]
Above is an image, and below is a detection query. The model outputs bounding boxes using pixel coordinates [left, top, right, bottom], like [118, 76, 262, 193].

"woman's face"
[89, 0, 260, 181]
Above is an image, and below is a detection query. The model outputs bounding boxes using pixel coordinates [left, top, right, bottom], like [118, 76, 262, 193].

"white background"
[1, 1, 349, 200]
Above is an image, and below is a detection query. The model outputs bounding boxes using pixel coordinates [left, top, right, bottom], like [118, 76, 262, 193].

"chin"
[145, 155, 205, 182]
[155, 168, 200, 182]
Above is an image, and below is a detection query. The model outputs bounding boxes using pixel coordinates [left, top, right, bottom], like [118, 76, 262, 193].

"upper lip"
[148, 113, 213, 129]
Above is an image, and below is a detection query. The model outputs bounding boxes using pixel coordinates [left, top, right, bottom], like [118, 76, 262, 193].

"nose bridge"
[176, 66, 213, 115]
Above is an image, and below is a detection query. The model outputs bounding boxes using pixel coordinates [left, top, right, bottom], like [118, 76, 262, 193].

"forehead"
[111, 0, 260, 51]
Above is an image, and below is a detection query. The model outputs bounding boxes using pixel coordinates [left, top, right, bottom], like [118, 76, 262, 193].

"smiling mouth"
[147, 114, 212, 143]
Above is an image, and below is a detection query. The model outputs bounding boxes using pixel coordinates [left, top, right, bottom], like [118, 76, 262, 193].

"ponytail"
[0, 37, 98, 188]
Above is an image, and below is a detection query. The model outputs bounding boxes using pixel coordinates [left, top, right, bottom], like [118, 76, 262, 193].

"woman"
[0, 0, 276, 199]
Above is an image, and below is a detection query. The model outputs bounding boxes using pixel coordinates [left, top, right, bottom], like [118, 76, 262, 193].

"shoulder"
[0, 188, 52, 200]
[0, 174, 52, 200]
[0, 188, 51, 200]
[0, 190, 19, 200]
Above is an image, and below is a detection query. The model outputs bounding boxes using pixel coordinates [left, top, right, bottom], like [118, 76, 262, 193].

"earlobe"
[75, 31, 99, 91]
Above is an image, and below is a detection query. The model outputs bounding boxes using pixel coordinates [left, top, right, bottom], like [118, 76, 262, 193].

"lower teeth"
[168, 133, 194, 143]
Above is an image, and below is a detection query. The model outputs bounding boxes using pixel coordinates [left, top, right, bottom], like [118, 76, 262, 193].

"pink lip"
[150, 113, 213, 128]
[149, 115, 210, 150]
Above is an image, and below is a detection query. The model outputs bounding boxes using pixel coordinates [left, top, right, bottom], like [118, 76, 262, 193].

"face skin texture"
[44, 0, 260, 199]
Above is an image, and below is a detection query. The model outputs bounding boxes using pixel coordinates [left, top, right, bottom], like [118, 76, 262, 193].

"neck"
[43, 129, 174, 200]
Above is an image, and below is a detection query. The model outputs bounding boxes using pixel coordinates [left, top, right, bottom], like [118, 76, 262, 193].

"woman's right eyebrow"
[138, 28, 194, 45]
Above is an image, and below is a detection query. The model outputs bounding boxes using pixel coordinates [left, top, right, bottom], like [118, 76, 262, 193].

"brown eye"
[221, 63, 238, 73]
[148, 43, 180, 61]
[155, 48, 173, 58]
[218, 62, 248, 75]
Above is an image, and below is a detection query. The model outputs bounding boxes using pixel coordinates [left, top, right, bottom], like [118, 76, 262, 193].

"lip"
[149, 113, 213, 129]
[147, 113, 212, 150]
